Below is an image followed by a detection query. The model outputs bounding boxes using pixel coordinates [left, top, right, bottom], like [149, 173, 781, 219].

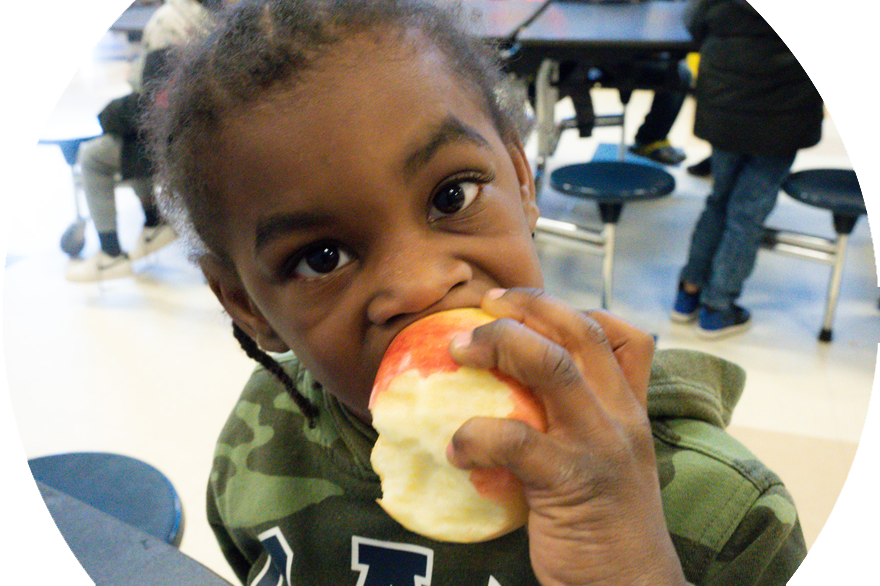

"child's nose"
[366, 246, 472, 325]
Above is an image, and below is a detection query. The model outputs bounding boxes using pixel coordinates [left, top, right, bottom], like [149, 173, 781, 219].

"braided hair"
[147, 0, 531, 419]
[232, 323, 320, 427]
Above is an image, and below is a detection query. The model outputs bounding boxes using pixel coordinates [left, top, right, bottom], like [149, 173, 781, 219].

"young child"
[671, 0, 824, 338]
[148, 1, 806, 584]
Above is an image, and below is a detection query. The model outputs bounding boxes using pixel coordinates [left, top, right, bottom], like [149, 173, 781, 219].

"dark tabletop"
[110, 5, 161, 35]
[38, 482, 233, 586]
[518, 1, 695, 51]
[459, 0, 549, 40]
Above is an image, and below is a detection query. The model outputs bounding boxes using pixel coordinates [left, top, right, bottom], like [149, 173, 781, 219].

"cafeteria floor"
[4, 31, 877, 584]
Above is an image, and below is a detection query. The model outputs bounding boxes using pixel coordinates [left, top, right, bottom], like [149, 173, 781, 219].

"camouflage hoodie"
[208, 349, 806, 586]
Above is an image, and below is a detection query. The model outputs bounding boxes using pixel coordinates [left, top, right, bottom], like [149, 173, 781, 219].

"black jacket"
[686, 0, 823, 156]
[97, 48, 171, 179]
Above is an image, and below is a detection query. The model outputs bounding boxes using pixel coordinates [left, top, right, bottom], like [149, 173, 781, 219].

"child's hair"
[149, 0, 530, 263]
[147, 0, 531, 421]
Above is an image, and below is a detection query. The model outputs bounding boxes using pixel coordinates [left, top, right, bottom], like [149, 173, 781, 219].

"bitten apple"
[369, 308, 547, 543]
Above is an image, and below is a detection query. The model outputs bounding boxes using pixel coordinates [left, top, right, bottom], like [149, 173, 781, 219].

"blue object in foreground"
[29, 451, 184, 547]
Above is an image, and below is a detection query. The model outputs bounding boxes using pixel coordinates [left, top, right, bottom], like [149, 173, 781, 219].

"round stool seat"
[29, 452, 183, 546]
[39, 135, 101, 166]
[782, 169, 865, 218]
[550, 161, 676, 203]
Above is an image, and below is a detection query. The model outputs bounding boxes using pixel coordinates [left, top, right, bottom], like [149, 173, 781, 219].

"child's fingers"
[581, 309, 655, 408]
[451, 317, 603, 430]
[477, 288, 653, 415]
[448, 291, 680, 586]
[446, 416, 578, 491]
[480, 288, 607, 371]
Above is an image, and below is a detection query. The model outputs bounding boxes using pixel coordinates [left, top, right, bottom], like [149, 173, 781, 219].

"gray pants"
[78, 134, 153, 234]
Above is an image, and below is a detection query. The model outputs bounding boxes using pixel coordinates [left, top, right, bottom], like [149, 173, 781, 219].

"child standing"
[149, 1, 805, 584]
[672, 0, 824, 338]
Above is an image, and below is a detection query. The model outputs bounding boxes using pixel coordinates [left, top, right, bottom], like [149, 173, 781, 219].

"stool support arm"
[534, 217, 615, 309]
[535, 217, 606, 249]
[761, 227, 838, 262]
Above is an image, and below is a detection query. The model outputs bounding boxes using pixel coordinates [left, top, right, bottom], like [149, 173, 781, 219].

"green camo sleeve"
[703, 488, 806, 586]
[654, 418, 806, 585]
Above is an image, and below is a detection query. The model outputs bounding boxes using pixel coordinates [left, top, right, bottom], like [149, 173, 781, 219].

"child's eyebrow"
[254, 211, 334, 252]
[403, 115, 490, 176]
[251, 117, 490, 253]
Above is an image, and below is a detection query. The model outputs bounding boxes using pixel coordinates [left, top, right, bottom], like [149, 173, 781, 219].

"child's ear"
[506, 140, 540, 232]
[199, 254, 291, 353]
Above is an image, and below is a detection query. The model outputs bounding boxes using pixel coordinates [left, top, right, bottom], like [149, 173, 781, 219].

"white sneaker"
[130, 224, 178, 260]
[66, 251, 134, 282]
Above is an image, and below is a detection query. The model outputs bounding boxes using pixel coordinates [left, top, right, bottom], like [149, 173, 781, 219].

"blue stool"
[762, 169, 866, 342]
[530, 62, 677, 309]
[536, 161, 675, 308]
[29, 452, 184, 547]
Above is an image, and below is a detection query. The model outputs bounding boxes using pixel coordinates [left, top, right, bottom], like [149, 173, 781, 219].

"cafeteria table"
[511, 0, 698, 181]
[457, 0, 549, 40]
[450, 0, 697, 183]
[460, 0, 696, 308]
[110, 3, 161, 42]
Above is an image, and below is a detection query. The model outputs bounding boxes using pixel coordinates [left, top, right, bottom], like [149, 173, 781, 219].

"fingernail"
[486, 288, 506, 301]
[450, 331, 472, 350]
[445, 441, 461, 467]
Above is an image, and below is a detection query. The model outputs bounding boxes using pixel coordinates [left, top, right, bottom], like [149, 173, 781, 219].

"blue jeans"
[679, 148, 796, 311]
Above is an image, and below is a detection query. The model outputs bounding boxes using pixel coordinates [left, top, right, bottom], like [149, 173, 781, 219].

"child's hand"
[447, 288, 688, 586]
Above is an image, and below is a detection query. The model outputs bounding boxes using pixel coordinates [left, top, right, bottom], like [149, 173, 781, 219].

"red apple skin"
[370, 308, 547, 434]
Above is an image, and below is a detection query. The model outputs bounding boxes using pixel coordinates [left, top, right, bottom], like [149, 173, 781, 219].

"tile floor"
[3, 30, 878, 585]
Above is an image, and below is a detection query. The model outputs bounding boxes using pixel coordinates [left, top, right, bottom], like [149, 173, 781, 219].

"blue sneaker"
[671, 285, 700, 323]
[696, 305, 751, 340]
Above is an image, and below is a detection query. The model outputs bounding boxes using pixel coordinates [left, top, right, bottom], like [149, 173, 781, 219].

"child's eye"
[288, 242, 353, 279]
[429, 180, 480, 220]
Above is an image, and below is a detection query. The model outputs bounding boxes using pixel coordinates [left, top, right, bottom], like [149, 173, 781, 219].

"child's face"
[203, 32, 543, 421]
